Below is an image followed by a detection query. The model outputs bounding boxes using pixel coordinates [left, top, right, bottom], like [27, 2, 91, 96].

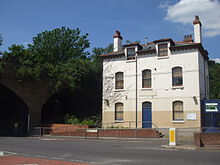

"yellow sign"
[169, 128, 176, 146]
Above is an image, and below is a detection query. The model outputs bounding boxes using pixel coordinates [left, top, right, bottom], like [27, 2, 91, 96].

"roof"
[153, 38, 175, 46]
[100, 39, 209, 60]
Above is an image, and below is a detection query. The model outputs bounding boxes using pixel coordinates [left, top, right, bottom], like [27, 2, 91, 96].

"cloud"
[162, 0, 220, 37]
[212, 58, 220, 63]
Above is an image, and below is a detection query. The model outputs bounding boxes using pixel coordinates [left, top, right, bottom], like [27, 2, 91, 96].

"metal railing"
[30, 126, 220, 145]
[102, 121, 161, 135]
[31, 126, 161, 139]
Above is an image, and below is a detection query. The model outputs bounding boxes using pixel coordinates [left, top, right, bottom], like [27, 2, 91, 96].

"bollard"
[169, 128, 176, 146]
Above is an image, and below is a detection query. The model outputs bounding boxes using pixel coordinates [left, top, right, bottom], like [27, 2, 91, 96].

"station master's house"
[101, 16, 209, 129]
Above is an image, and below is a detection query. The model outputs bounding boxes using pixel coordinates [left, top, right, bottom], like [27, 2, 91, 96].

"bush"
[64, 114, 100, 126]
[64, 114, 80, 124]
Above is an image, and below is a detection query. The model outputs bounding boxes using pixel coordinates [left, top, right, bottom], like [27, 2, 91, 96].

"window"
[173, 101, 184, 121]
[142, 69, 151, 88]
[172, 67, 183, 86]
[127, 48, 135, 60]
[115, 72, 124, 89]
[115, 103, 123, 121]
[158, 44, 168, 57]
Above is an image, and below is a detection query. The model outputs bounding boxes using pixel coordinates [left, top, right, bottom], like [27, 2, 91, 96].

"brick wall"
[50, 124, 88, 134]
[194, 133, 220, 148]
[51, 128, 160, 138]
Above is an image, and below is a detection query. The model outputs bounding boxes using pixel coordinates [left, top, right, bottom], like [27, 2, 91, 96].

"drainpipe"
[135, 52, 138, 128]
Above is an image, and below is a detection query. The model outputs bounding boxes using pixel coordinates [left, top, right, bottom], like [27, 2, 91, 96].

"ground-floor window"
[115, 102, 123, 121]
[173, 101, 184, 121]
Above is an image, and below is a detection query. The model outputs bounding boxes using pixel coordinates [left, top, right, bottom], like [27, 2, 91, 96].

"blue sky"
[0, 0, 220, 61]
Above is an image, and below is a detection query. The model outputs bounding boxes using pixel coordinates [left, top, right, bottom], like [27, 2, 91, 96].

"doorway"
[142, 102, 152, 128]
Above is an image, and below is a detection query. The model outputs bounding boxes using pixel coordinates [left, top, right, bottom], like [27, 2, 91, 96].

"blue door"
[142, 102, 152, 128]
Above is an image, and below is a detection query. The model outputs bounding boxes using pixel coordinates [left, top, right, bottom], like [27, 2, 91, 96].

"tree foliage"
[209, 60, 220, 99]
[91, 43, 113, 73]
[1, 27, 91, 91]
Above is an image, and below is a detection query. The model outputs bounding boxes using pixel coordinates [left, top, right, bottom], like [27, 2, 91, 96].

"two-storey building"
[101, 16, 209, 129]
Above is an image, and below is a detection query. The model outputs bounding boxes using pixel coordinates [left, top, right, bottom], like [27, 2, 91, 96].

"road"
[0, 137, 219, 165]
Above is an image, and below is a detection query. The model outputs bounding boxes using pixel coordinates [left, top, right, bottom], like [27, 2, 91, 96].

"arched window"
[173, 101, 184, 121]
[115, 72, 124, 89]
[142, 69, 151, 88]
[115, 102, 123, 121]
[172, 67, 183, 86]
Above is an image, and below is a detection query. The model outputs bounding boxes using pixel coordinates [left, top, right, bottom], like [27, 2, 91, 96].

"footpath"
[0, 155, 92, 165]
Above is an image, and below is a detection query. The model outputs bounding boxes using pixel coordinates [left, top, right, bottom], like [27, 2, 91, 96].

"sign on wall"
[186, 113, 197, 120]
[205, 103, 218, 112]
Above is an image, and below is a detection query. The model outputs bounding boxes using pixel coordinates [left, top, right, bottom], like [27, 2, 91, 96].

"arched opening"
[41, 88, 101, 125]
[0, 84, 29, 136]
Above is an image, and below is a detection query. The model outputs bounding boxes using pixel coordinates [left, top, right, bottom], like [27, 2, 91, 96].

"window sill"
[172, 120, 184, 123]
[141, 88, 152, 91]
[114, 89, 125, 92]
[157, 56, 169, 60]
[115, 120, 124, 123]
[172, 86, 184, 89]
[126, 59, 136, 63]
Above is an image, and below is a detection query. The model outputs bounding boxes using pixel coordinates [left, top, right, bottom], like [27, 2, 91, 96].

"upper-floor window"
[158, 44, 168, 57]
[115, 72, 124, 89]
[172, 67, 183, 86]
[173, 101, 184, 121]
[115, 102, 123, 121]
[127, 48, 136, 60]
[142, 69, 151, 88]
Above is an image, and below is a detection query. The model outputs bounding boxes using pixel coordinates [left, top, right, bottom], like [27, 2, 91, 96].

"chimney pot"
[113, 30, 123, 40]
[183, 34, 193, 42]
[193, 15, 202, 26]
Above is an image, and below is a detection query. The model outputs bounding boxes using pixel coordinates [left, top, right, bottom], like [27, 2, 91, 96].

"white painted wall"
[113, 37, 122, 52]
[102, 44, 207, 128]
[194, 24, 202, 43]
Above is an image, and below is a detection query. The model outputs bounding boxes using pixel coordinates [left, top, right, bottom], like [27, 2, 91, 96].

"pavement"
[0, 155, 92, 165]
[161, 144, 220, 150]
[161, 144, 196, 150]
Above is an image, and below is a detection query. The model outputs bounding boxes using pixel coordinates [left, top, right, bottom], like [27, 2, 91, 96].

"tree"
[0, 34, 2, 55]
[1, 27, 91, 91]
[0, 34, 2, 47]
[208, 60, 220, 99]
[29, 27, 90, 63]
[91, 43, 113, 73]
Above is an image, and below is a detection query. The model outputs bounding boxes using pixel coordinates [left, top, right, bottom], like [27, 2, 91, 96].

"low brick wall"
[194, 133, 220, 148]
[50, 124, 88, 134]
[51, 128, 160, 138]
[98, 129, 159, 138]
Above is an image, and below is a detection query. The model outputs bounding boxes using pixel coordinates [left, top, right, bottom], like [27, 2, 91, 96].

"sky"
[0, 0, 220, 62]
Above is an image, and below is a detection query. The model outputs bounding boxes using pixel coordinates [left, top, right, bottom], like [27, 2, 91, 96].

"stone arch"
[0, 72, 52, 128]
[0, 84, 29, 136]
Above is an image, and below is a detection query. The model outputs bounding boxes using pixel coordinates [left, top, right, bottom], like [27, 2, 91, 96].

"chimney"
[193, 15, 202, 43]
[183, 35, 193, 42]
[113, 30, 123, 52]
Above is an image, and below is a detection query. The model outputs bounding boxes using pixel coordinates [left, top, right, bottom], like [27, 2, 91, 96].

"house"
[101, 16, 209, 129]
